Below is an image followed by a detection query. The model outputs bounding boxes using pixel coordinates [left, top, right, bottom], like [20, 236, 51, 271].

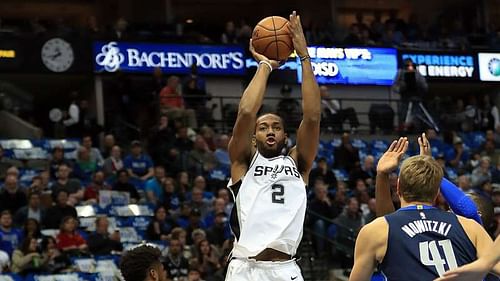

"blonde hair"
[399, 155, 443, 203]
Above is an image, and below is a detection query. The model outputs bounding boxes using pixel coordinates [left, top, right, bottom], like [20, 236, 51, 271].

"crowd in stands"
[0, 106, 499, 279]
[1, 8, 499, 49]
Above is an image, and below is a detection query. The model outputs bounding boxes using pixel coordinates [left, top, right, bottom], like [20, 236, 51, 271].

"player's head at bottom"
[254, 113, 288, 158]
[120, 244, 167, 281]
[397, 155, 443, 205]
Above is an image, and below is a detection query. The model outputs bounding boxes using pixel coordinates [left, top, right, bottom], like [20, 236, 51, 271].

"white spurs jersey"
[228, 151, 307, 258]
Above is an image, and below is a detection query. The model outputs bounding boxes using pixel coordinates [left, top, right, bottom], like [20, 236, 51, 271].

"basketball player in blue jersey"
[224, 11, 320, 281]
[349, 138, 495, 281]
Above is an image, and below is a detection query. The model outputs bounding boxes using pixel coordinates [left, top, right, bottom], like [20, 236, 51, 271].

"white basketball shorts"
[225, 258, 303, 281]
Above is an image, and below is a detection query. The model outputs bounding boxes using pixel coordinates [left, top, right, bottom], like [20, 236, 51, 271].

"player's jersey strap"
[227, 180, 242, 241]
[379, 208, 476, 281]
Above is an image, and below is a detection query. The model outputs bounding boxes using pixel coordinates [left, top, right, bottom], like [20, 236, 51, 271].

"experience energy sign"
[296, 47, 397, 85]
[93, 41, 246, 75]
[400, 52, 477, 80]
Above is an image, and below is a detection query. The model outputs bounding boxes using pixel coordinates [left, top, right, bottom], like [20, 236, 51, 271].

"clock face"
[41, 38, 74, 72]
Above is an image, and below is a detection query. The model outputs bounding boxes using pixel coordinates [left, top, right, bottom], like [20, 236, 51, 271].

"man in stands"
[14, 192, 45, 226]
[124, 141, 154, 181]
[0, 175, 27, 214]
[88, 216, 123, 255]
[44, 189, 77, 229]
[0, 211, 22, 257]
[145, 166, 166, 205]
[163, 238, 189, 280]
[50, 163, 83, 205]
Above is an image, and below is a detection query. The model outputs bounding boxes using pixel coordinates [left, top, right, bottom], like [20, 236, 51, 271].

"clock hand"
[51, 52, 62, 59]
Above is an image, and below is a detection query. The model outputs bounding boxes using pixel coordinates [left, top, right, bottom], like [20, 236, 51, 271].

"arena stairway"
[297, 232, 331, 281]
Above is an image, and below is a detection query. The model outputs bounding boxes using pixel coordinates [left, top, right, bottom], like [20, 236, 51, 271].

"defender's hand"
[418, 132, 431, 157]
[377, 137, 408, 174]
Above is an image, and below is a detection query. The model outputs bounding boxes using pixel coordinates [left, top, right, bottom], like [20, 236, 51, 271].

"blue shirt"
[145, 178, 164, 203]
[0, 227, 23, 257]
[124, 154, 153, 177]
[379, 207, 476, 280]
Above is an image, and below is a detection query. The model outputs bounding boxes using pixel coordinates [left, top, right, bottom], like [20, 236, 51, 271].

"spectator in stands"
[175, 126, 195, 153]
[124, 140, 154, 181]
[170, 227, 192, 259]
[101, 134, 116, 159]
[188, 135, 217, 176]
[308, 157, 337, 189]
[38, 170, 51, 193]
[472, 156, 492, 188]
[56, 216, 88, 253]
[445, 136, 469, 169]
[349, 155, 376, 188]
[364, 198, 377, 223]
[334, 197, 364, 237]
[145, 166, 166, 205]
[485, 129, 500, 148]
[195, 239, 221, 278]
[177, 202, 192, 229]
[309, 183, 338, 256]
[81, 135, 104, 166]
[204, 198, 226, 228]
[22, 218, 42, 240]
[217, 188, 232, 217]
[344, 24, 362, 45]
[103, 145, 123, 179]
[334, 132, 360, 173]
[163, 238, 189, 280]
[113, 169, 140, 203]
[481, 140, 500, 167]
[0, 175, 27, 214]
[44, 190, 77, 229]
[11, 237, 44, 275]
[177, 171, 191, 195]
[185, 209, 206, 245]
[14, 192, 45, 226]
[73, 146, 98, 183]
[159, 76, 198, 129]
[110, 17, 129, 40]
[0, 211, 23, 257]
[0, 147, 22, 180]
[183, 78, 211, 127]
[87, 216, 122, 255]
[189, 187, 213, 219]
[214, 134, 230, 172]
[51, 163, 83, 205]
[163, 177, 183, 212]
[206, 212, 230, 248]
[221, 21, 238, 44]
[84, 171, 111, 204]
[148, 114, 175, 166]
[146, 206, 177, 241]
[479, 94, 500, 131]
[192, 176, 214, 198]
[49, 147, 71, 179]
[40, 236, 67, 274]
[63, 91, 80, 138]
[276, 84, 301, 129]
[457, 174, 474, 192]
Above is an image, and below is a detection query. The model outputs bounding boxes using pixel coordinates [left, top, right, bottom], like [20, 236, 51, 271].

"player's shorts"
[225, 258, 303, 281]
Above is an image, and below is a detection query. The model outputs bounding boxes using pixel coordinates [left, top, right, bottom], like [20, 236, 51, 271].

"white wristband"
[259, 60, 273, 72]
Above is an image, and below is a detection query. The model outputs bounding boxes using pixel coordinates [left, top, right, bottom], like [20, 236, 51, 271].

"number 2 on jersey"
[419, 239, 458, 276]
[271, 184, 285, 204]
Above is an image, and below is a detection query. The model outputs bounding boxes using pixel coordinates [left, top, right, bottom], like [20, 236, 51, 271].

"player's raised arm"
[228, 40, 280, 181]
[375, 137, 408, 216]
[288, 11, 321, 179]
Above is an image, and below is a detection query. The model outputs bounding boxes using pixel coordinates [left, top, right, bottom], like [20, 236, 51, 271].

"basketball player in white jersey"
[224, 11, 321, 281]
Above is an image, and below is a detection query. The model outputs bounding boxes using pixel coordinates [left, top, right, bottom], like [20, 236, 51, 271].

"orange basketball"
[252, 16, 294, 61]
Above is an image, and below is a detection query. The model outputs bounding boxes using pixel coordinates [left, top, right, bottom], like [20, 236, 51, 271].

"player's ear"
[149, 268, 158, 281]
[252, 135, 256, 147]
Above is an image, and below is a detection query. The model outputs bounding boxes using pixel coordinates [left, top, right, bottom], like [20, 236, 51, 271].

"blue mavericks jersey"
[379, 207, 476, 281]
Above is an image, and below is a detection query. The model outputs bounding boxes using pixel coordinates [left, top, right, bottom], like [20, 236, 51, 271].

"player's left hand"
[433, 258, 491, 281]
[418, 132, 431, 157]
[288, 11, 308, 57]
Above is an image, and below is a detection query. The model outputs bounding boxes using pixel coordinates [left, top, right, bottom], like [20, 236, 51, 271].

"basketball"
[252, 16, 294, 61]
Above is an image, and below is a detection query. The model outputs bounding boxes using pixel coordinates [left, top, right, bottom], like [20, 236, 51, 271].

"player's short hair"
[255, 112, 286, 133]
[399, 155, 443, 203]
[120, 244, 162, 281]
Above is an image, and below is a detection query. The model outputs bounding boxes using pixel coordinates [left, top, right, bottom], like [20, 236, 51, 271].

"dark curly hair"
[120, 244, 162, 281]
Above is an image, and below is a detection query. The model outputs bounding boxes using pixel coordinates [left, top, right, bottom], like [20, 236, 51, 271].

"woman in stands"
[41, 236, 69, 273]
[11, 237, 45, 275]
[22, 218, 42, 239]
[146, 206, 178, 241]
[56, 216, 88, 254]
[194, 239, 221, 279]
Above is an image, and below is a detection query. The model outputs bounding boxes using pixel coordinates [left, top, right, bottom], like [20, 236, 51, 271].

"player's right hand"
[433, 258, 491, 281]
[376, 137, 408, 175]
[249, 39, 281, 69]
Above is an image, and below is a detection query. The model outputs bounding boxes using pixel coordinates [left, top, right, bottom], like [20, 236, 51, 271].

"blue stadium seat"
[332, 169, 349, 182]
